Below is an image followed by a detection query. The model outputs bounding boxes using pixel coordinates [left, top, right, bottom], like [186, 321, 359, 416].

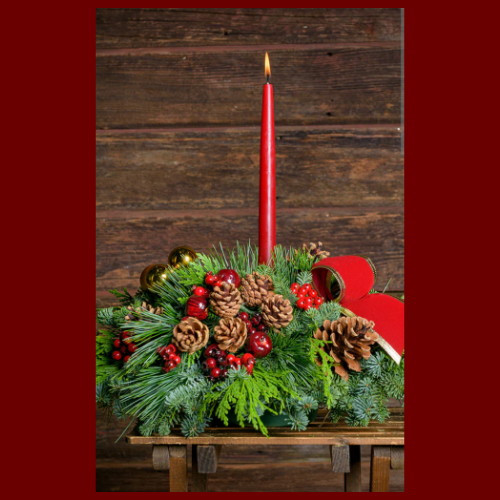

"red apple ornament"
[216, 269, 241, 288]
[246, 332, 273, 358]
[186, 295, 208, 320]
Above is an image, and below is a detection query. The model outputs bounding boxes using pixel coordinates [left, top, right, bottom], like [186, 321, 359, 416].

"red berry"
[305, 297, 314, 306]
[221, 369, 228, 378]
[297, 299, 306, 309]
[226, 354, 236, 364]
[205, 273, 216, 285]
[128, 343, 138, 353]
[304, 304, 312, 311]
[314, 297, 324, 307]
[303, 283, 312, 292]
[121, 331, 131, 339]
[169, 353, 176, 360]
[204, 343, 219, 358]
[123, 355, 130, 363]
[120, 345, 128, 354]
[244, 320, 253, 330]
[297, 293, 306, 300]
[112, 351, 122, 360]
[291, 282, 299, 290]
[113, 339, 122, 348]
[309, 289, 318, 298]
[217, 356, 227, 366]
[247, 357, 255, 366]
[238, 312, 250, 321]
[242, 353, 255, 366]
[211, 367, 221, 378]
[213, 279, 223, 287]
[157, 346, 166, 356]
[167, 361, 176, 371]
[257, 324, 267, 331]
[233, 357, 242, 366]
[173, 355, 181, 365]
[252, 314, 262, 325]
[207, 358, 217, 369]
[246, 365, 253, 375]
[194, 286, 209, 297]
[249, 328, 257, 335]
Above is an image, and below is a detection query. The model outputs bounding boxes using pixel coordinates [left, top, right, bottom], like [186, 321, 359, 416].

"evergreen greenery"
[96, 243, 404, 438]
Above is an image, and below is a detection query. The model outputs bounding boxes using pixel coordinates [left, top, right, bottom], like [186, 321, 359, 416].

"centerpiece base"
[214, 408, 319, 428]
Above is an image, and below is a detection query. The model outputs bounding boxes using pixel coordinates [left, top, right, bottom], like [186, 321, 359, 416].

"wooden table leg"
[344, 445, 362, 492]
[370, 446, 391, 492]
[192, 445, 208, 492]
[169, 445, 188, 492]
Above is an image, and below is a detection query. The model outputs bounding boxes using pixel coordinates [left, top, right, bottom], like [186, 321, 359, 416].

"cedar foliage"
[96, 242, 404, 438]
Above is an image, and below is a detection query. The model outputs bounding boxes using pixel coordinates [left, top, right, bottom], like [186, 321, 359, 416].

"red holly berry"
[123, 355, 130, 363]
[207, 358, 217, 369]
[113, 339, 122, 348]
[249, 328, 257, 335]
[252, 314, 262, 326]
[238, 312, 250, 321]
[112, 351, 122, 360]
[121, 331, 131, 340]
[309, 289, 318, 298]
[205, 272, 216, 285]
[166, 344, 177, 355]
[233, 357, 242, 366]
[221, 369, 228, 378]
[204, 343, 219, 358]
[246, 365, 254, 375]
[167, 360, 176, 371]
[226, 354, 236, 364]
[194, 286, 209, 297]
[246, 357, 255, 367]
[128, 343, 138, 353]
[168, 353, 176, 360]
[303, 304, 312, 311]
[217, 356, 227, 367]
[172, 355, 181, 365]
[257, 324, 267, 331]
[314, 297, 324, 307]
[297, 299, 306, 309]
[244, 320, 253, 330]
[211, 367, 221, 378]
[291, 282, 299, 292]
[157, 346, 166, 356]
[305, 296, 314, 306]
[186, 295, 208, 320]
[216, 269, 241, 288]
[242, 353, 255, 366]
[120, 345, 128, 354]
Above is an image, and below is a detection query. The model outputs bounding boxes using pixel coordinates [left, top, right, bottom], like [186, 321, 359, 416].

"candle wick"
[266, 74, 270, 84]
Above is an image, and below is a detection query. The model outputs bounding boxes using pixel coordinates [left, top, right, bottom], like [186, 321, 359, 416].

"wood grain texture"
[370, 446, 391, 492]
[330, 445, 350, 473]
[197, 445, 222, 474]
[390, 446, 404, 470]
[152, 445, 169, 470]
[344, 445, 362, 492]
[192, 445, 208, 492]
[96, 8, 401, 49]
[96, 125, 403, 211]
[96, 45, 401, 129]
[168, 445, 188, 492]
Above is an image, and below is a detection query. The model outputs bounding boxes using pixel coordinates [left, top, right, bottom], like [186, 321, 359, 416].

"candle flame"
[265, 52, 271, 79]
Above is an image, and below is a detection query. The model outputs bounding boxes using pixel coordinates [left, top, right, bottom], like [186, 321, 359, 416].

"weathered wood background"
[96, 8, 403, 492]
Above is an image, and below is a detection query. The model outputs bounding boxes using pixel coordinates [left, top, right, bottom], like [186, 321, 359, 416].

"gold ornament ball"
[168, 246, 197, 269]
[140, 264, 169, 291]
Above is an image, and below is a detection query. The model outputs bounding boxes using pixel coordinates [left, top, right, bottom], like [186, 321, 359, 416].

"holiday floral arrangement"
[96, 242, 405, 438]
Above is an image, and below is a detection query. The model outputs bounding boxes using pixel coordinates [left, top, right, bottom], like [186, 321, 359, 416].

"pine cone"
[214, 317, 248, 353]
[261, 294, 293, 330]
[172, 317, 210, 354]
[301, 242, 330, 261]
[314, 316, 378, 381]
[125, 301, 163, 321]
[240, 272, 274, 307]
[210, 281, 243, 318]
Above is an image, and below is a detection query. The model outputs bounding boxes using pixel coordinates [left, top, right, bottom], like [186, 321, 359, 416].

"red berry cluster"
[112, 331, 137, 363]
[238, 312, 273, 359]
[203, 343, 255, 380]
[205, 269, 241, 289]
[157, 344, 182, 373]
[290, 283, 324, 310]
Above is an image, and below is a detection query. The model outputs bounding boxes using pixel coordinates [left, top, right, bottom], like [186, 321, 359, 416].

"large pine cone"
[210, 281, 243, 318]
[172, 317, 210, 354]
[314, 316, 378, 381]
[214, 317, 248, 353]
[125, 301, 163, 321]
[261, 294, 293, 330]
[240, 272, 274, 307]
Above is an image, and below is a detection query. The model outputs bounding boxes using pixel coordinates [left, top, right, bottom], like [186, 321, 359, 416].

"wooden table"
[126, 407, 404, 492]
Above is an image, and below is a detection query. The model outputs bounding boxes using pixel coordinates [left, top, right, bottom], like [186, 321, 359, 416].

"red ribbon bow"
[312, 256, 404, 364]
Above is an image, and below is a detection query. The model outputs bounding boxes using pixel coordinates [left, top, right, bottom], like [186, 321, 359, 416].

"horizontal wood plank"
[96, 45, 401, 129]
[96, 8, 402, 49]
[96, 207, 403, 307]
[97, 125, 403, 211]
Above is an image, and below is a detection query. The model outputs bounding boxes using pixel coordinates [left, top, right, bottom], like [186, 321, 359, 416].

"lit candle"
[258, 53, 276, 264]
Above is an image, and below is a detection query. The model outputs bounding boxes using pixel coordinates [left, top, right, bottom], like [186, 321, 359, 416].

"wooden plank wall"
[96, 8, 403, 308]
[96, 9, 403, 491]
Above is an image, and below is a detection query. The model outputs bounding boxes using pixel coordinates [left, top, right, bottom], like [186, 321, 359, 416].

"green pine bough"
[96, 243, 404, 438]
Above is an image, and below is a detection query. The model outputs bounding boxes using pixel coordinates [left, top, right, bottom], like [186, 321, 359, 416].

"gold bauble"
[168, 246, 197, 269]
[140, 264, 169, 291]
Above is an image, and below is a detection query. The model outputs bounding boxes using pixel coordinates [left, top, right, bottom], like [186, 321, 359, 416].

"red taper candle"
[259, 53, 276, 264]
